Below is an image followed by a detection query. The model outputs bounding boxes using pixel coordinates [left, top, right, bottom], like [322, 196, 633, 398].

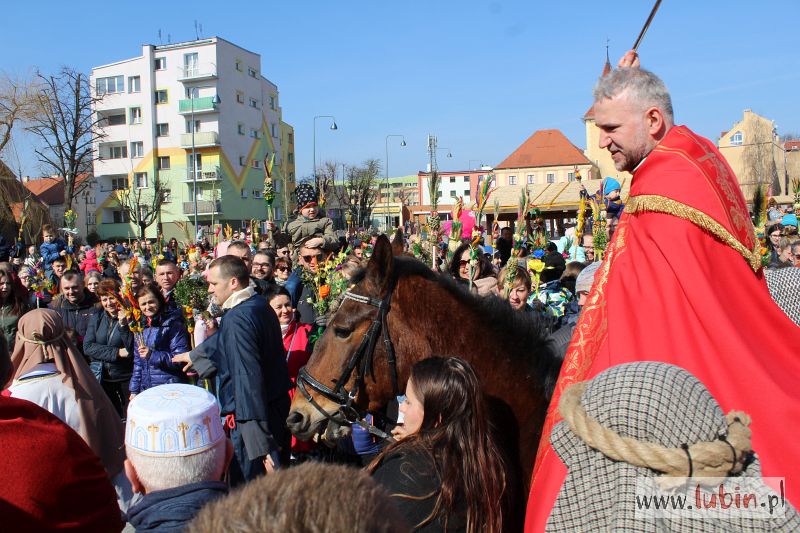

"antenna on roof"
[605, 37, 610, 63]
[194, 20, 200, 40]
[199, 23, 203, 37]
[158, 29, 163, 44]
[167, 33, 172, 44]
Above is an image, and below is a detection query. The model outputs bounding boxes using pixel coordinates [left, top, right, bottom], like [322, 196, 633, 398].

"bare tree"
[115, 176, 169, 239]
[26, 67, 104, 212]
[0, 74, 39, 159]
[344, 158, 381, 228]
[742, 120, 781, 195]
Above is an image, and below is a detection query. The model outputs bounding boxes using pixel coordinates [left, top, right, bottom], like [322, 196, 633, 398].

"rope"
[559, 382, 752, 478]
[19, 331, 65, 345]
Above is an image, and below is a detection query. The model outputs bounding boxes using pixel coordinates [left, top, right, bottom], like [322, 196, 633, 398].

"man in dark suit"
[173, 256, 292, 486]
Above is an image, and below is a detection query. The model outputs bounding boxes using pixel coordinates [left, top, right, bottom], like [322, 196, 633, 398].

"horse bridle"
[296, 282, 399, 442]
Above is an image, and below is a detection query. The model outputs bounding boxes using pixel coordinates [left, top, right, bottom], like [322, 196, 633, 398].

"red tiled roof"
[23, 174, 92, 206]
[785, 140, 800, 151]
[584, 60, 612, 119]
[495, 129, 591, 170]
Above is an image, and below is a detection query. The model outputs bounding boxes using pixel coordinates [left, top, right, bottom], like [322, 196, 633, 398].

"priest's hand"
[618, 50, 640, 68]
[172, 352, 193, 372]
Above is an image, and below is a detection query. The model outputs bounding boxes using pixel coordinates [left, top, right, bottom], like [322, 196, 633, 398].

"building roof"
[785, 140, 800, 151]
[495, 129, 591, 170]
[23, 174, 92, 206]
[583, 59, 612, 119]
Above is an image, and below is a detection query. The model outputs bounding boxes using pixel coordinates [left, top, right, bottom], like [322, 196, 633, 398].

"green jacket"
[284, 216, 339, 251]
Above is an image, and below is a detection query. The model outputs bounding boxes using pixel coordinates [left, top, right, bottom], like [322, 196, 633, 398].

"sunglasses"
[459, 260, 470, 268]
[275, 266, 289, 272]
[301, 254, 323, 263]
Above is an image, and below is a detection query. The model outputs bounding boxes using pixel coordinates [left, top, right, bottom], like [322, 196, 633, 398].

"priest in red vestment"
[525, 52, 800, 531]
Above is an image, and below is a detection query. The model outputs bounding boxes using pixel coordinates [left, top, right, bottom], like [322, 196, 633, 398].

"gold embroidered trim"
[625, 195, 762, 273]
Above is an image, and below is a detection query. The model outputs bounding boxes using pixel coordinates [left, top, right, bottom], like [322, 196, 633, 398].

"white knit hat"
[125, 384, 224, 457]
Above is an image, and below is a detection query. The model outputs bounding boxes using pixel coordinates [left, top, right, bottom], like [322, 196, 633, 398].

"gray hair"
[126, 439, 227, 492]
[593, 68, 674, 124]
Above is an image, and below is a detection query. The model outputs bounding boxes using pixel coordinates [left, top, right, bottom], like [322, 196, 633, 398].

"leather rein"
[296, 282, 399, 443]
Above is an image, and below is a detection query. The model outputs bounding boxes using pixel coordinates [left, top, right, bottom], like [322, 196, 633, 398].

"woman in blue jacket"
[128, 283, 190, 399]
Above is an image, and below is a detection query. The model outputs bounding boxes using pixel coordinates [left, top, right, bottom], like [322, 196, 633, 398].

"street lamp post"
[190, 90, 220, 240]
[313, 115, 338, 182]
[385, 134, 406, 232]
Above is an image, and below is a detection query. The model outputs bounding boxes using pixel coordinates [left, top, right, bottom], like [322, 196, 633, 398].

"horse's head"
[287, 235, 402, 442]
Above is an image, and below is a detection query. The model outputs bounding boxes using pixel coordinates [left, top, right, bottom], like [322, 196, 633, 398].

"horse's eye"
[334, 326, 352, 339]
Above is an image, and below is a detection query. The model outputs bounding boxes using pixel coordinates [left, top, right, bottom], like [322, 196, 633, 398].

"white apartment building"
[91, 37, 294, 241]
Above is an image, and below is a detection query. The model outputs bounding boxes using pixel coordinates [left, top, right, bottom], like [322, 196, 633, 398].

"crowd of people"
[1, 50, 799, 533]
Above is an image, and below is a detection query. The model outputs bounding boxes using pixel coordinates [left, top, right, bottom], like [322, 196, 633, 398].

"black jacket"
[83, 310, 134, 382]
[48, 293, 98, 352]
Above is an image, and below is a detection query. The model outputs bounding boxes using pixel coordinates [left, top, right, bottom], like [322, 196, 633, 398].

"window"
[241, 188, 248, 198]
[157, 156, 170, 170]
[271, 123, 277, 137]
[450, 191, 457, 198]
[449, 176, 456, 183]
[112, 210, 130, 223]
[154, 57, 166, 70]
[546, 172, 555, 184]
[269, 95, 275, 110]
[527, 174, 535, 184]
[87, 214, 96, 225]
[186, 119, 200, 133]
[154, 90, 168, 104]
[239, 155, 246, 166]
[730, 131, 743, 145]
[464, 190, 470, 196]
[238, 123, 245, 135]
[128, 76, 141, 93]
[567, 172, 575, 182]
[130, 141, 143, 158]
[249, 98, 259, 109]
[463, 176, 470, 182]
[437, 191, 443, 198]
[253, 189, 263, 198]
[288, 152, 294, 164]
[111, 176, 128, 190]
[129, 107, 142, 124]
[508, 175, 517, 185]
[134, 172, 148, 188]
[288, 133, 294, 145]
[108, 145, 127, 159]
[236, 92, 245, 104]
[248, 67, 257, 78]
[251, 159, 261, 169]
[107, 113, 126, 126]
[96, 75, 124, 95]
[250, 128, 260, 139]
[163, 188, 172, 203]
[156, 123, 169, 137]
[235, 60, 243, 72]
[183, 53, 198, 76]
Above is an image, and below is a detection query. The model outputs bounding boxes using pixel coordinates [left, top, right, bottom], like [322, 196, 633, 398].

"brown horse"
[287, 235, 561, 518]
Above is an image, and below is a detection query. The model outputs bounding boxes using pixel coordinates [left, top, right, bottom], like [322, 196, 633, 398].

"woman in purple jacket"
[128, 283, 190, 399]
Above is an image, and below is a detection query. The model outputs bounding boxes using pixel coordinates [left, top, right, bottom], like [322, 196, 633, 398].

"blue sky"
[3, 0, 799, 180]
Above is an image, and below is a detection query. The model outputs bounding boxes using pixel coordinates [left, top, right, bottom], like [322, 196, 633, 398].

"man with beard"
[525, 50, 800, 530]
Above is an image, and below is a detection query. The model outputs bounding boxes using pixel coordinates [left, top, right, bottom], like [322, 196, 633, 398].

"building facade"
[91, 37, 294, 241]
[718, 109, 789, 203]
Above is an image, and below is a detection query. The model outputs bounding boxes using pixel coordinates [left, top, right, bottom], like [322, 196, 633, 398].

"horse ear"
[366, 235, 394, 289]
[391, 230, 404, 256]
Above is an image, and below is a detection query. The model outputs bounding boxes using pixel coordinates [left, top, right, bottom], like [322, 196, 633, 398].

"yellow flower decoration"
[527, 259, 545, 274]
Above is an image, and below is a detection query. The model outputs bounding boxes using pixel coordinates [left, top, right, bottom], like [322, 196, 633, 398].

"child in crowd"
[284, 184, 338, 253]
[39, 224, 72, 279]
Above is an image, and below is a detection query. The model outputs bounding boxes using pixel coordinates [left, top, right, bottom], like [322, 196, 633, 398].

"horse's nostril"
[286, 411, 306, 429]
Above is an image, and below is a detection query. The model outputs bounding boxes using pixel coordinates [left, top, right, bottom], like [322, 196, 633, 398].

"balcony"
[180, 131, 219, 148]
[177, 64, 217, 82]
[178, 96, 219, 114]
[183, 200, 221, 215]
[182, 166, 222, 183]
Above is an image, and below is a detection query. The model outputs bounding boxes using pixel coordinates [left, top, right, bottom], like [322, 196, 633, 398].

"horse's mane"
[354, 255, 563, 398]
